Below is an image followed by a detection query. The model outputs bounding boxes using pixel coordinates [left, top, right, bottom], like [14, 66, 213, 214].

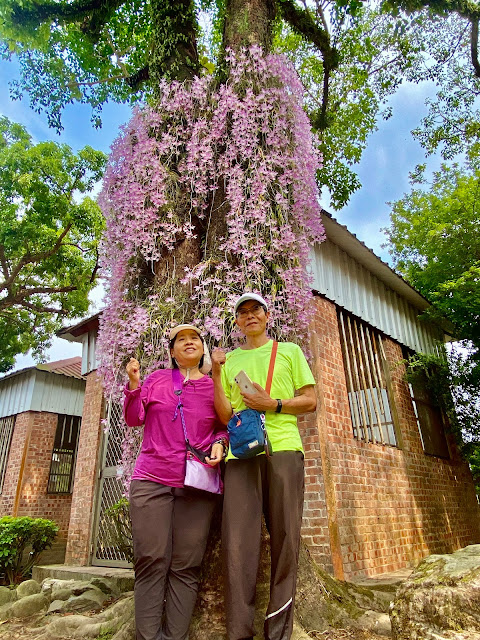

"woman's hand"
[206, 443, 224, 466]
[126, 358, 141, 390]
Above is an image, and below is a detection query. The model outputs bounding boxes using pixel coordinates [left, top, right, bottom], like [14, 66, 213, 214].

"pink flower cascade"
[97, 46, 325, 399]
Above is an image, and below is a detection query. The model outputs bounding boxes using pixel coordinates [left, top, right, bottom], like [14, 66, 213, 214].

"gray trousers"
[130, 480, 217, 640]
[222, 451, 305, 640]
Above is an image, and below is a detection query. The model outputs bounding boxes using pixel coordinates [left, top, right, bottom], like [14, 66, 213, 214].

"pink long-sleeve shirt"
[124, 369, 228, 487]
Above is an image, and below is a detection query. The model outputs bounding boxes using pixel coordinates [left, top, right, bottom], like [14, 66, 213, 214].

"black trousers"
[222, 451, 305, 640]
[130, 480, 217, 640]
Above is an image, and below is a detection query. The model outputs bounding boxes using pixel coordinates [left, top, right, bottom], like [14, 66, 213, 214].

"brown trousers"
[222, 451, 305, 640]
[129, 480, 217, 640]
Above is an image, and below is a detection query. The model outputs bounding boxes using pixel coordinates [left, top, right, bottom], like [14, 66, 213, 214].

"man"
[212, 293, 316, 640]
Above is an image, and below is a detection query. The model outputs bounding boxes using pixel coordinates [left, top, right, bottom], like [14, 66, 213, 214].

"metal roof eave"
[320, 212, 431, 312]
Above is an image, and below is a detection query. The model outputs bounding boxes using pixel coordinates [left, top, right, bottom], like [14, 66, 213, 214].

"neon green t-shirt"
[221, 340, 316, 456]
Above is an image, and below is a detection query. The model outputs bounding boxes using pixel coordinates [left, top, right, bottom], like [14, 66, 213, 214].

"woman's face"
[171, 329, 204, 369]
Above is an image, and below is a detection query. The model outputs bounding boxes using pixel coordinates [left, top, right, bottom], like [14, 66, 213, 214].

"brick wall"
[0, 411, 73, 563]
[65, 370, 104, 565]
[305, 295, 480, 579]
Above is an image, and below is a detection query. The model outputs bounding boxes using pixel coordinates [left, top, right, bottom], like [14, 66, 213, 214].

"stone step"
[32, 564, 135, 593]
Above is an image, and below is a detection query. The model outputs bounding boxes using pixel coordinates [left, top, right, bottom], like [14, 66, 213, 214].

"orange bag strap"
[265, 341, 278, 395]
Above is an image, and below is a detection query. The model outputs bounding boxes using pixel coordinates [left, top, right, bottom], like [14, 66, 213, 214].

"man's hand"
[126, 358, 140, 390]
[241, 382, 277, 412]
[211, 347, 226, 378]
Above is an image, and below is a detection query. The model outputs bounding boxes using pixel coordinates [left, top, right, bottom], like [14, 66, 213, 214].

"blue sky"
[0, 58, 440, 370]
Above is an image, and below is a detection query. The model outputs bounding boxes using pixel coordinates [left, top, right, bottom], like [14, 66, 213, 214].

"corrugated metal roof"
[36, 357, 83, 379]
[0, 368, 85, 419]
[311, 238, 444, 354]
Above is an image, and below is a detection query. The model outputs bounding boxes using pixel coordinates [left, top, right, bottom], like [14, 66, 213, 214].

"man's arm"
[242, 383, 316, 415]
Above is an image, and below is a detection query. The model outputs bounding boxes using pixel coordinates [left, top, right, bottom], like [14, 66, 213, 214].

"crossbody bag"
[172, 369, 223, 494]
[227, 341, 278, 459]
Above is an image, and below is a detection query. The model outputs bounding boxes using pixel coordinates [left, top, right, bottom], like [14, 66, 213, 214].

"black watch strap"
[275, 399, 282, 413]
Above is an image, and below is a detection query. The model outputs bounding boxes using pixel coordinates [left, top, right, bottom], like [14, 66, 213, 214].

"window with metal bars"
[402, 349, 450, 458]
[47, 414, 81, 494]
[338, 310, 398, 446]
[0, 416, 15, 493]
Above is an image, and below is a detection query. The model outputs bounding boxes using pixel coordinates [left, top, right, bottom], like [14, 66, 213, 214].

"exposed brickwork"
[0, 411, 73, 562]
[65, 371, 104, 565]
[307, 295, 480, 579]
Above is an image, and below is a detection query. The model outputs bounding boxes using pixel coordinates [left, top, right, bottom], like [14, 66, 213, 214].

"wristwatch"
[275, 399, 282, 413]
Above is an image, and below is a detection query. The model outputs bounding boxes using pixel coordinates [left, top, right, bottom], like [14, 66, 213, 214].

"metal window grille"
[47, 414, 81, 494]
[338, 310, 398, 446]
[408, 381, 449, 458]
[0, 416, 15, 493]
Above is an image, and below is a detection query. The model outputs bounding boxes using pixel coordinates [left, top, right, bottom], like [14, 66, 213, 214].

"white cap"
[234, 293, 268, 314]
[167, 324, 211, 374]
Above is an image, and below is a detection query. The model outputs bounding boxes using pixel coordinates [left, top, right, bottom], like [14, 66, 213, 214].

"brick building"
[0, 358, 85, 562]
[59, 212, 480, 579]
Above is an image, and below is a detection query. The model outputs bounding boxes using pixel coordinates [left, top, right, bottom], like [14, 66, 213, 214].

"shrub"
[103, 498, 133, 564]
[0, 516, 58, 584]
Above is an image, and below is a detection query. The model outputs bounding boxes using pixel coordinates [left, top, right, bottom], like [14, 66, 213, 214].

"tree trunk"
[223, 0, 276, 52]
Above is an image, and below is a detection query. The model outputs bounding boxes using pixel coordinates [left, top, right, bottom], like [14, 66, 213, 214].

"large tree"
[384, 163, 480, 349]
[0, 116, 106, 371]
[384, 163, 480, 456]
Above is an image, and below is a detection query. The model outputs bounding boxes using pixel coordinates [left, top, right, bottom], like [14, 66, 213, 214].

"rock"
[47, 599, 67, 614]
[48, 588, 72, 601]
[10, 593, 48, 618]
[41, 578, 94, 597]
[391, 544, 480, 640]
[343, 582, 397, 614]
[54, 588, 109, 613]
[355, 610, 392, 636]
[291, 621, 312, 639]
[90, 577, 119, 596]
[0, 585, 17, 606]
[17, 579, 41, 598]
[0, 602, 13, 621]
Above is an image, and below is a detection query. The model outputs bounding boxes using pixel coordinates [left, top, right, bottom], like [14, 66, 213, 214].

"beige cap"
[167, 324, 211, 374]
[168, 324, 202, 341]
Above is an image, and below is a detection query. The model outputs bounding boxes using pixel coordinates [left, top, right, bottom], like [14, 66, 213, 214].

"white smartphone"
[234, 370, 257, 395]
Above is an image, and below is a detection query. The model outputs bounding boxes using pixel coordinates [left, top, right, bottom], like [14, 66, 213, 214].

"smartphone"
[235, 370, 257, 395]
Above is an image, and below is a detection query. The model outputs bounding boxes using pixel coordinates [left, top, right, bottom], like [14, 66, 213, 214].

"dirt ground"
[0, 617, 389, 640]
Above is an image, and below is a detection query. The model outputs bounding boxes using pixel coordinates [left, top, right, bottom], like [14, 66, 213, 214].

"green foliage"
[0, 116, 107, 372]
[384, 163, 480, 348]
[385, 164, 480, 450]
[275, 7, 427, 207]
[103, 498, 133, 564]
[1, 1, 478, 206]
[405, 347, 480, 483]
[0, 516, 58, 585]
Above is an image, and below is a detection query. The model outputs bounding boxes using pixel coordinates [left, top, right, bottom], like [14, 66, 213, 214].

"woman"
[124, 324, 228, 640]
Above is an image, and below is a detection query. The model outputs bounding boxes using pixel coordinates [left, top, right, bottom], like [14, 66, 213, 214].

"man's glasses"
[236, 304, 265, 318]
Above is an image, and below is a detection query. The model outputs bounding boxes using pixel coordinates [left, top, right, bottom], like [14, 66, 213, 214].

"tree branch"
[470, 18, 480, 77]
[0, 285, 77, 312]
[0, 224, 72, 292]
[16, 300, 71, 316]
[0, 246, 10, 282]
[276, 0, 338, 130]
[276, 0, 332, 52]
[12, 0, 128, 43]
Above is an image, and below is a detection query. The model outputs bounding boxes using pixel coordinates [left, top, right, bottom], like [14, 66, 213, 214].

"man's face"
[235, 301, 269, 337]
